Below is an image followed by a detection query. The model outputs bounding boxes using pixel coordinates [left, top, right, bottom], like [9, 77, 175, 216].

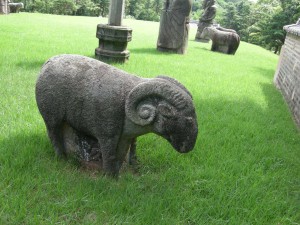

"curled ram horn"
[125, 79, 190, 126]
[156, 75, 193, 98]
[137, 104, 156, 124]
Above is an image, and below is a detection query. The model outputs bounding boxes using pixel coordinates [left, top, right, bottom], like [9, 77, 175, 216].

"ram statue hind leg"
[46, 122, 67, 158]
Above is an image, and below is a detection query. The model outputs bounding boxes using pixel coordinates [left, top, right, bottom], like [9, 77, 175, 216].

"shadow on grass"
[130, 47, 172, 56]
[254, 66, 276, 80]
[0, 83, 297, 178]
[193, 46, 210, 52]
[0, 82, 299, 225]
[0, 132, 53, 174]
[199, 82, 294, 131]
[138, 83, 298, 173]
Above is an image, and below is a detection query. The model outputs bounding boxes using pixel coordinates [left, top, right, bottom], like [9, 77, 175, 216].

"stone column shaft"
[108, 0, 124, 26]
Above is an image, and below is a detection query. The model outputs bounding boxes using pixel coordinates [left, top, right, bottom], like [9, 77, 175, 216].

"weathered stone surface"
[108, 0, 124, 26]
[274, 19, 300, 128]
[200, 27, 240, 55]
[96, 24, 132, 43]
[36, 54, 198, 177]
[157, 0, 192, 54]
[95, 24, 132, 63]
[0, 0, 9, 14]
[95, 48, 130, 62]
[195, 0, 217, 42]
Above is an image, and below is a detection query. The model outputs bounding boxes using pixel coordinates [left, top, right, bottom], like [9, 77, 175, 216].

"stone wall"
[274, 18, 300, 127]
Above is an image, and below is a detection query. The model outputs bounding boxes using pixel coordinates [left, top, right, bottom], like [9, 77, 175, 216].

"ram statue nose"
[171, 133, 197, 153]
[179, 139, 196, 153]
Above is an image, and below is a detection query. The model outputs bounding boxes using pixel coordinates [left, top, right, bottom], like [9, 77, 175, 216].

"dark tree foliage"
[98, 0, 109, 17]
[216, 0, 300, 53]
[222, 2, 239, 31]
[252, 0, 300, 53]
[75, 0, 99, 16]
[126, 0, 163, 21]
[52, 0, 76, 15]
[25, 0, 103, 16]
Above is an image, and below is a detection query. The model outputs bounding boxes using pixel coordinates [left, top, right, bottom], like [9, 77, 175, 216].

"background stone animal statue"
[157, 0, 192, 54]
[200, 26, 240, 55]
[216, 26, 237, 34]
[195, 0, 217, 42]
[8, 2, 23, 13]
[36, 54, 198, 177]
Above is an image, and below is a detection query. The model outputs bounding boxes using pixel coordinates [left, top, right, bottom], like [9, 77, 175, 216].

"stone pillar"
[195, 0, 217, 42]
[95, 0, 132, 63]
[157, 0, 192, 54]
[108, 0, 124, 26]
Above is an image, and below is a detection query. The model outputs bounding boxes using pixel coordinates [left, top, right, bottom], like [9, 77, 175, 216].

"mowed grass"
[0, 13, 299, 224]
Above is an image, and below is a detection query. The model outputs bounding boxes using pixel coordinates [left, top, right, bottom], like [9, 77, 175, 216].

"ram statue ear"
[157, 104, 176, 118]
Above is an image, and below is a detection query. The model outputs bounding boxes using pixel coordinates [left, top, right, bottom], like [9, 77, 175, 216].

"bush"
[52, 0, 76, 15]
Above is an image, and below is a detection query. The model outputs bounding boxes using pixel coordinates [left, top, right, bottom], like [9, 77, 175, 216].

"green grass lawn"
[0, 13, 299, 224]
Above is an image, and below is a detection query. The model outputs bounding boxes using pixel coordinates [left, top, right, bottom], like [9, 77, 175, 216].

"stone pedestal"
[95, 24, 132, 63]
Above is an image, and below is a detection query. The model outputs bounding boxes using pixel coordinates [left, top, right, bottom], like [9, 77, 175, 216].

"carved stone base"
[95, 24, 132, 63]
[95, 48, 130, 62]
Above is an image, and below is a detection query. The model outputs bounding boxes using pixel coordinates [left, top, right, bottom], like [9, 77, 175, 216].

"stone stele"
[157, 0, 192, 54]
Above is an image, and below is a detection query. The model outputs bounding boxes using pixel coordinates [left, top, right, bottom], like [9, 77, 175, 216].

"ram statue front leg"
[116, 137, 135, 172]
[128, 138, 140, 174]
[98, 136, 121, 178]
[128, 138, 139, 166]
[211, 42, 218, 52]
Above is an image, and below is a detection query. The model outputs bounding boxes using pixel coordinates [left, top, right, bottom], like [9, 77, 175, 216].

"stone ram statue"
[215, 26, 237, 34]
[8, 2, 23, 13]
[36, 54, 198, 177]
[200, 26, 240, 55]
